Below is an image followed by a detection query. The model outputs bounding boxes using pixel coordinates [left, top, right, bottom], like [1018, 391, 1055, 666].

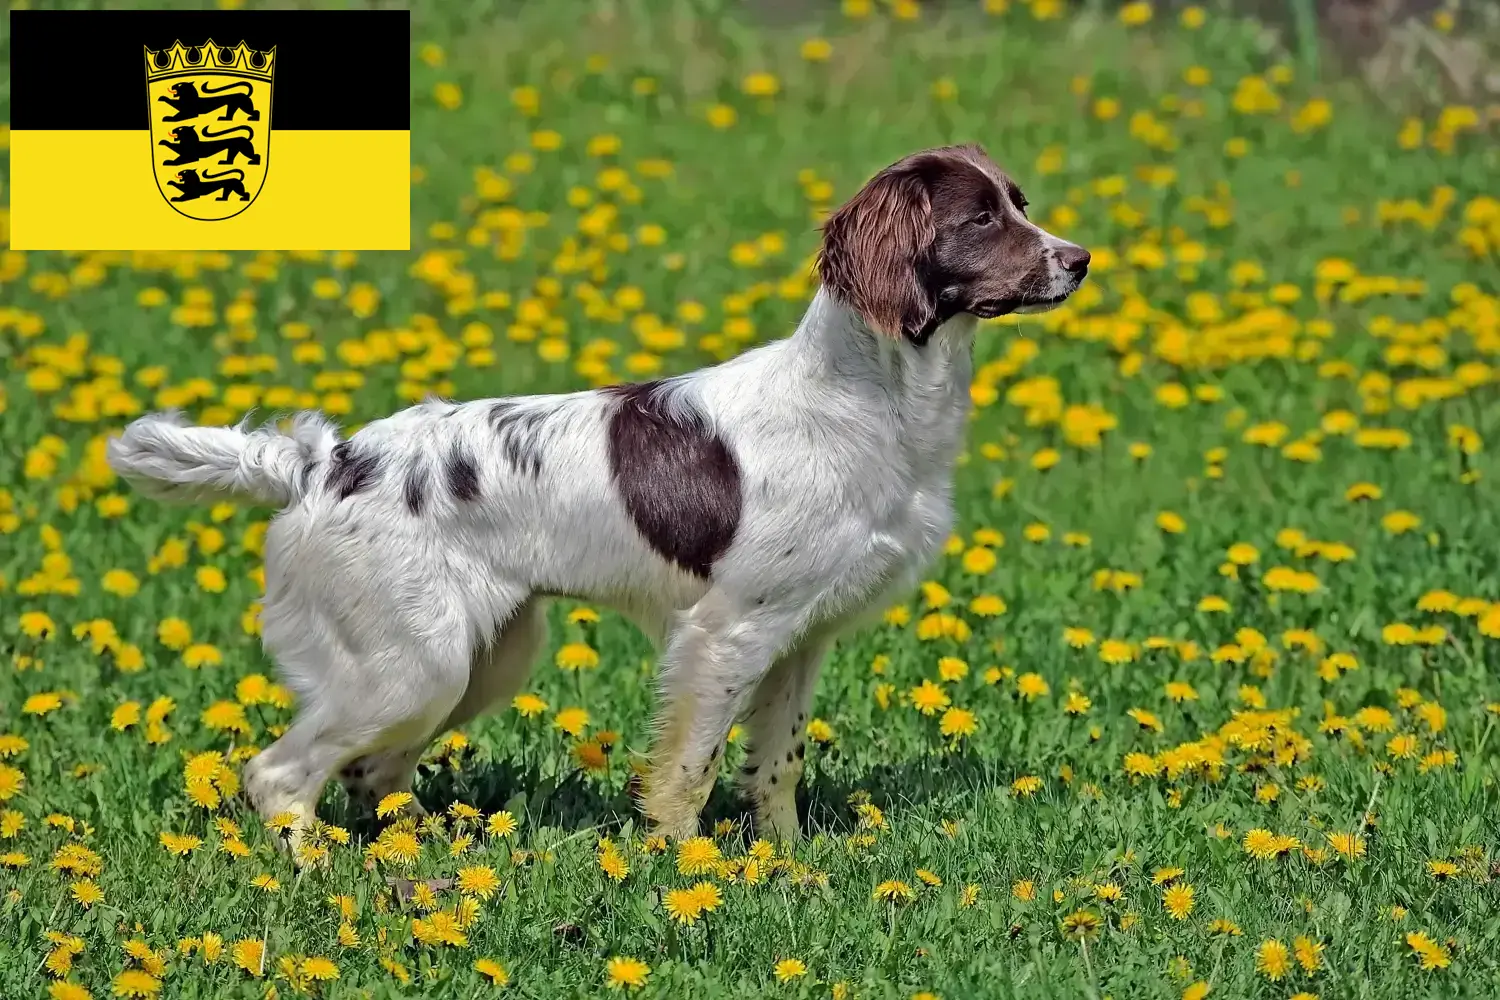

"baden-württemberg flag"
[10, 9, 411, 250]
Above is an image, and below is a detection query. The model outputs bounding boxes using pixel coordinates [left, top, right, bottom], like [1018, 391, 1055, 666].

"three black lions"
[155, 74, 265, 212]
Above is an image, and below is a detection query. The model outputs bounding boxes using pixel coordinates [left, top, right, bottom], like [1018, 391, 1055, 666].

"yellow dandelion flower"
[605, 955, 650, 989]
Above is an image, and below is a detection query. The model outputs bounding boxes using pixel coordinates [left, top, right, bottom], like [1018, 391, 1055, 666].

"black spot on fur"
[604, 381, 742, 579]
[446, 447, 481, 502]
[404, 465, 428, 515]
[325, 443, 380, 500]
[796, 743, 806, 759]
[785, 751, 795, 763]
[488, 401, 546, 477]
[769, 775, 778, 785]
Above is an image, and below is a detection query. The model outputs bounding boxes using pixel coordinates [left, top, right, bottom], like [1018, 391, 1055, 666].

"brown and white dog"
[107, 144, 1089, 851]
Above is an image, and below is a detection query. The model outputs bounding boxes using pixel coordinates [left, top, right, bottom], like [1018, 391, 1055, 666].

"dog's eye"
[969, 211, 995, 227]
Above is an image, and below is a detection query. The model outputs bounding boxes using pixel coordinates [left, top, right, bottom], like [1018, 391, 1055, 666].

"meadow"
[2, 0, 1500, 997]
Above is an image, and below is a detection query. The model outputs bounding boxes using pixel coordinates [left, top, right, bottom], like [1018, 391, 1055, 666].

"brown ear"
[818, 167, 936, 340]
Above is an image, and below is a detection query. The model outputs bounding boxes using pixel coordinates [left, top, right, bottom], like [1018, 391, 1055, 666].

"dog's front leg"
[736, 638, 829, 842]
[640, 598, 787, 840]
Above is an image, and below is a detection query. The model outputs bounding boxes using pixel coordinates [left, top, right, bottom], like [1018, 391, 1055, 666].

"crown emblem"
[145, 39, 275, 82]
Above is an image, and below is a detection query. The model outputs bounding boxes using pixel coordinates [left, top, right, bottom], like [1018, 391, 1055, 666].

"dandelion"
[1162, 883, 1195, 919]
[1326, 832, 1366, 859]
[940, 707, 977, 739]
[676, 836, 722, 876]
[1256, 939, 1291, 980]
[664, 887, 704, 924]
[555, 642, 599, 671]
[1242, 828, 1282, 860]
[376, 792, 414, 819]
[23, 692, 64, 716]
[588, 846, 626, 882]
[970, 594, 1007, 616]
[1152, 867, 1184, 886]
[512, 693, 547, 718]
[1406, 931, 1452, 970]
[110, 970, 161, 997]
[159, 832, 201, 856]
[553, 706, 589, 735]
[1427, 859, 1459, 879]
[1294, 936, 1324, 973]
[1011, 775, 1042, 797]
[773, 958, 808, 982]
[474, 958, 509, 986]
[910, 680, 951, 715]
[1061, 909, 1101, 939]
[71, 880, 103, 907]
[605, 956, 650, 989]
[457, 864, 500, 900]
[1127, 708, 1164, 733]
[232, 938, 265, 977]
[962, 546, 997, 574]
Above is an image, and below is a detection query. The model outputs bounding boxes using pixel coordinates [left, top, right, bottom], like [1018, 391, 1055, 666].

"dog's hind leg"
[339, 598, 546, 809]
[443, 598, 547, 732]
[249, 588, 487, 860]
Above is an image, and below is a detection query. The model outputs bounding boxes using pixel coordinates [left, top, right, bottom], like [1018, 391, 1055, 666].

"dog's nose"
[1057, 245, 1091, 274]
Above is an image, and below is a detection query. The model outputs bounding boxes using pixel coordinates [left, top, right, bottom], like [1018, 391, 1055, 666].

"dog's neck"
[784, 288, 976, 468]
[789, 287, 975, 392]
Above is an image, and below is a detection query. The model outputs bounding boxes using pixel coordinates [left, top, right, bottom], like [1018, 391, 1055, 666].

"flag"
[9, 9, 410, 249]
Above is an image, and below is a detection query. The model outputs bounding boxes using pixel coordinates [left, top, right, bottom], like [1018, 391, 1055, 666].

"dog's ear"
[818, 166, 936, 340]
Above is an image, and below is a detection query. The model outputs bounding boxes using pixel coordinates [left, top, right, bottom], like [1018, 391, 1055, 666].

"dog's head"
[818, 144, 1089, 343]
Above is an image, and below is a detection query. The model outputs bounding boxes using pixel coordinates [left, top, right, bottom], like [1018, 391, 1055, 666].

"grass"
[3, 0, 1500, 997]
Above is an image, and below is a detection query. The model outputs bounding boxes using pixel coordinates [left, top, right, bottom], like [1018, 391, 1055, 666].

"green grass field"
[3, 1, 1500, 997]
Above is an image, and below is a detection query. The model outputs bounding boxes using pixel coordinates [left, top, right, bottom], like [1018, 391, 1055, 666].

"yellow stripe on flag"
[10, 130, 410, 250]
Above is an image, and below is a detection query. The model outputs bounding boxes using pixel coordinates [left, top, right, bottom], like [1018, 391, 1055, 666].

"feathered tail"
[106, 410, 338, 508]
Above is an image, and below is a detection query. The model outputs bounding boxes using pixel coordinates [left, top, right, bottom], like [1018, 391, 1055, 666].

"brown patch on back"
[604, 382, 742, 579]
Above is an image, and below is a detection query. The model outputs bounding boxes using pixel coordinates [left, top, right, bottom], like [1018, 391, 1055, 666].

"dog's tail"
[107, 410, 338, 508]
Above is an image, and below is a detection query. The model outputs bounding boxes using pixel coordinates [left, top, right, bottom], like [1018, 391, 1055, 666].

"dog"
[107, 143, 1089, 852]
